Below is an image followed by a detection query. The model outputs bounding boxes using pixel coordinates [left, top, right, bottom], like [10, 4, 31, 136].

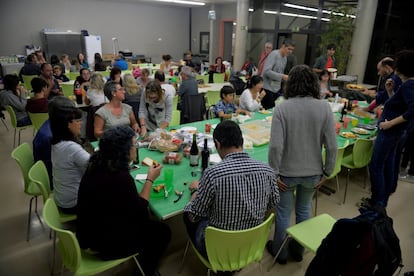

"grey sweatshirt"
[268, 97, 337, 177]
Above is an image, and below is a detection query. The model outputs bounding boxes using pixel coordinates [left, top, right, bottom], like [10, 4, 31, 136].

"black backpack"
[229, 75, 246, 95]
[306, 206, 403, 276]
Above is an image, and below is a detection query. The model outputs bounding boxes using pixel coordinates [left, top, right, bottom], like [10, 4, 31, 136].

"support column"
[209, 4, 215, 65]
[347, 0, 378, 82]
[233, 0, 249, 70]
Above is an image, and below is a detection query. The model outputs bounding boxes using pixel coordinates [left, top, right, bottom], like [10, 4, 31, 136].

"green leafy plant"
[319, 5, 356, 75]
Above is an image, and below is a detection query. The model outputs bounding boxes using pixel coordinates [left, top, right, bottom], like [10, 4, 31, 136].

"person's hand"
[379, 119, 393, 130]
[385, 78, 395, 95]
[259, 90, 266, 99]
[276, 177, 288, 192]
[314, 176, 327, 190]
[245, 111, 251, 116]
[147, 162, 162, 183]
[140, 126, 147, 138]
[189, 180, 199, 191]
[132, 123, 140, 134]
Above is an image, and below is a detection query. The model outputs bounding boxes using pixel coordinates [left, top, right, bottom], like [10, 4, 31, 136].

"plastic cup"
[343, 117, 351, 129]
[351, 118, 358, 127]
[335, 122, 342, 135]
[164, 168, 174, 190]
[364, 116, 371, 124]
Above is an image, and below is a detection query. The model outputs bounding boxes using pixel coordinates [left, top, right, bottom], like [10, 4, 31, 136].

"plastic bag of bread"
[162, 152, 182, 164]
[157, 132, 179, 152]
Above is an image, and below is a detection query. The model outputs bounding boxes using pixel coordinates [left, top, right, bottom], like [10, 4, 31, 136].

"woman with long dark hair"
[239, 75, 266, 112]
[77, 125, 171, 276]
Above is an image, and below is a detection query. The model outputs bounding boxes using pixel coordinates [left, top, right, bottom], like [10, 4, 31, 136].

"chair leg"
[13, 129, 17, 148]
[34, 196, 43, 225]
[51, 230, 57, 276]
[335, 175, 341, 205]
[314, 189, 318, 216]
[178, 239, 190, 274]
[18, 129, 21, 146]
[26, 196, 35, 242]
[268, 236, 290, 272]
[1, 118, 8, 131]
[132, 255, 146, 276]
[343, 169, 350, 204]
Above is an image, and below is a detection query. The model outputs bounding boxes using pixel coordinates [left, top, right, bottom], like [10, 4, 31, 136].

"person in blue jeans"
[369, 50, 414, 207]
[267, 65, 337, 264]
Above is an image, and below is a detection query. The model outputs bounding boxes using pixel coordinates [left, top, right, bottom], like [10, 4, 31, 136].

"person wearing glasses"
[139, 81, 173, 138]
[50, 105, 90, 214]
[94, 81, 140, 139]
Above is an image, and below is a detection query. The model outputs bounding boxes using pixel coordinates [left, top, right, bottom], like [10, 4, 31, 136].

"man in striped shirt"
[184, 120, 280, 257]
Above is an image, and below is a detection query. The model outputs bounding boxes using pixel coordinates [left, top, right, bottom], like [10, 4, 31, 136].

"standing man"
[40, 63, 63, 99]
[312, 44, 336, 73]
[177, 66, 198, 107]
[184, 120, 279, 257]
[258, 42, 273, 76]
[262, 39, 295, 109]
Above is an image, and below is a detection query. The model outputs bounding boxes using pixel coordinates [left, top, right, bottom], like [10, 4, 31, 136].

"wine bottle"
[189, 133, 199, 167]
[201, 138, 210, 172]
[340, 105, 347, 122]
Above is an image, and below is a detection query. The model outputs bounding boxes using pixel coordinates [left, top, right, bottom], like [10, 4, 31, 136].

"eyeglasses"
[71, 119, 82, 123]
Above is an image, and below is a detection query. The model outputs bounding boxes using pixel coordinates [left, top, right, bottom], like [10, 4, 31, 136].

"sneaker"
[399, 174, 414, 183]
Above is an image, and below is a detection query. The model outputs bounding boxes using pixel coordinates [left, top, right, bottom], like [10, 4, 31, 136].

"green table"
[91, 108, 376, 220]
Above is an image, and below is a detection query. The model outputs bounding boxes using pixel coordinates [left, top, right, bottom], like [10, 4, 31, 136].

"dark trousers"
[261, 89, 281, 109]
[183, 212, 209, 258]
[401, 129, 414, 175]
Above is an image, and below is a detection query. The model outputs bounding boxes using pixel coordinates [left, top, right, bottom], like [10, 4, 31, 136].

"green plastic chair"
[5, 105, 33, 147]
[172, 95, 179, 111]
[213, 73, 225, 83]
[206, 91, 221, 108]
[42, 198, 145, 276]
[269, 213, 336, 271]
[316, 140, 350, 213]
[11, 142, 41, 241]
[61, 83, 74, 97]
[180, 213, 274, 275]
[341, 138, 374, 204]
[21, 74, 38, 91]
[196, 74, 209, 84]
[170, 110, 181, 127]
[28, 112, 48, 132]
[66, 72, 78, 81]
[29, 160, 77, 272]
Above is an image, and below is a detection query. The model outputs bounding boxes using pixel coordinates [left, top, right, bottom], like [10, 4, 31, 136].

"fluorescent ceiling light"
[156, 0, 205, 6]
[283, 3, 355, 19]
[263, 10, 329, 21]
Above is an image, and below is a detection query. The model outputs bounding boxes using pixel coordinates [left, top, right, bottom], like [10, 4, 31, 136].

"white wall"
[0, 0, 216, 63]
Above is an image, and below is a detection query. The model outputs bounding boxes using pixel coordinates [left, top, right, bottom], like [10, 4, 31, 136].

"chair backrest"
[206, 91, 221, 108]
[21, 75, 38, 91]
[170, 110, 181, 127]
[324, 140, 349, 179]
[28, 112, 48, 132]
[213, 73, 225, 83]
[5, 105, 18, 128]
[11, 142, 37, 194]
[205, 213, 274, 272]
[66, 72, 78, 81]
[61, 83, 74, 97]
[180, 94, 206, 124]
[172, 95, 179, 111]
[43, 198, 81, 273]
[28, 160, 51, 203]
[352, 138, 374, 168]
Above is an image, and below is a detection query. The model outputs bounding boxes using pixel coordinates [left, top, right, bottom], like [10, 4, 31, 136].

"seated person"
[51, 105, 90, 214]
[26, 77, 48, 113]
[33, 96, 75, 186]
[112, 54, 128, 71]
[109, 67, 122, 85]
[77, 53, 89, 70]
[74, 68, 91, 91]
[19, 53, 40, 81]
[177, 66, 198, 109]
[214, 85, 250, 119]
[85, 72, 108, 107]
[239, 75, 266, 112]
[136, 68, 152, 87]
[160, 54, 179, 76]
[77, 125, 171, 276]
[154, 70, 176, 98]
[0, 74, 31, 126]
[94, 81, 140, 138]
[40, 63, 63, 100]
[319, 69, 333, 98]
[94, 53, 107, 72]
[139, 81, 173, 137]
[53, 65, 69, 83]
[213, 56, 226, 74]
[184, 120, 280, 257]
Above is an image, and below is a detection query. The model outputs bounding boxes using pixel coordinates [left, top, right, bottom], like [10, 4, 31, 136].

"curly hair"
[284, 65, 320, 99]
[123, 73, 140, 95]
[144, 81, 164, 103]
[394, 50, 414, 78]
[88, 125, 136, 172]
[89, 72, 105, 91]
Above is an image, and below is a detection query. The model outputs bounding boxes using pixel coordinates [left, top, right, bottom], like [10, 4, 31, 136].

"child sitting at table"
[214, 85, 250, 120]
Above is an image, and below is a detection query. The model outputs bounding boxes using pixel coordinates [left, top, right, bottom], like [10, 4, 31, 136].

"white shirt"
[239, 88, 262, 112]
